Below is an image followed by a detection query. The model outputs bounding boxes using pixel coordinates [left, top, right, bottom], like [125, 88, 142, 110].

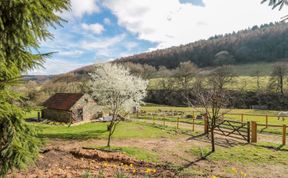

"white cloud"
[58, 50, 84, 57]
[81, 34, 126, 50]
[104, 0, 286, 49]
[126, 41, 138, 49]
[104, 18, 112, 25]
[81, 23, 105, 34]
[71, 0, 100, 18]
[29, 59, 91, 75]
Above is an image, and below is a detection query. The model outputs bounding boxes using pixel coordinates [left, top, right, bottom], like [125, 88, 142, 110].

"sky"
[29, 0, 286, 75]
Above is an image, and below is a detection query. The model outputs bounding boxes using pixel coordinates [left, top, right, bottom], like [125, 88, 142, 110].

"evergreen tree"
[262, 0, 287, 10]
[0, 0, 70, 176]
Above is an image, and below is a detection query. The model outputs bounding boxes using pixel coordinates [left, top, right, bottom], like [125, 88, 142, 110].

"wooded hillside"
[118, 22, 288, 68]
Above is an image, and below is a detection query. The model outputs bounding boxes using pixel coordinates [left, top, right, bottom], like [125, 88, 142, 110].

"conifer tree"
[0, 0, 70, 176]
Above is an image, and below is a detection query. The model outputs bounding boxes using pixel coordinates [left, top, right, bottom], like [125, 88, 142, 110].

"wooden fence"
[135, 111, 287, 145]
[250, 121, 287, 145]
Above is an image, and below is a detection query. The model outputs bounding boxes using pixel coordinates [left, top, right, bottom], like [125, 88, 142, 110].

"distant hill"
[22, 75, 55, 83]
[24, 22, 288, 84]
[117, 22, 288, 68]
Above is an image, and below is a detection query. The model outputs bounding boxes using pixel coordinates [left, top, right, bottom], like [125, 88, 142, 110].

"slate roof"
[43, 93, 84, 111]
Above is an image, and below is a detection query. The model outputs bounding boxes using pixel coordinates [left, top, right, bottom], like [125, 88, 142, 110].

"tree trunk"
[106, 120, 115, 148]
[211, 117, 216, 152]
[211, 126, 215, 152]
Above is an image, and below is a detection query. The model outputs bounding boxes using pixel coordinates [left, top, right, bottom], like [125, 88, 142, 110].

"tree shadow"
[177, 150, 214, 172]
[254, 144, 288, 152]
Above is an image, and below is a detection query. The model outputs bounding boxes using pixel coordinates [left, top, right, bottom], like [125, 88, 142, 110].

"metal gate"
[207, 120, 250, 143]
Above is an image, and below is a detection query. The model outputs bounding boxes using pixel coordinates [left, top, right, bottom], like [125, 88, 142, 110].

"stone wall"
[71, 94, 100, 122]
[42, 109, 71, 123]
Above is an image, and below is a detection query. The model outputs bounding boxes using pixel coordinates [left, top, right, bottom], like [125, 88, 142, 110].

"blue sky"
[29, 0, 285, 75]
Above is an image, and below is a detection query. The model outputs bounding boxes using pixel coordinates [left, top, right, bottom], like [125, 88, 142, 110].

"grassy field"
[31, 121, 179, 140]
[189, 143, 288, 165]
[23, 108, 288, 177]
[148, 76, 271, 91]
[148, 62, 286, 91]
[24, 110, 39, 118]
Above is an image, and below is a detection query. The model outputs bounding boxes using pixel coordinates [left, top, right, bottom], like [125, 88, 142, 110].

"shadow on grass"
[177, 150, 214, 172]
[37, 129, 107, 140]
[254, 143, 288, 152]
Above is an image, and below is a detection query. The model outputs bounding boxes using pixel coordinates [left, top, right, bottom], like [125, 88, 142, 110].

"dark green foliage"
[0, 0, 70, 176]
[118, 22, 288, 68]
[262, 0, 287, 10]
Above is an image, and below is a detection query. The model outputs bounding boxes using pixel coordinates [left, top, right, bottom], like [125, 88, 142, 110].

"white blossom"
[89, 63, 148, 114]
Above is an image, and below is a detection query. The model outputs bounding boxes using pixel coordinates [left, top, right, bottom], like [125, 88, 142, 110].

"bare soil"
[8, 134, 288, 178]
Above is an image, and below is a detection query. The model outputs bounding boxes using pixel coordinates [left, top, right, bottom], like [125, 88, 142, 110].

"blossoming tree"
[89, 63, 148, 147]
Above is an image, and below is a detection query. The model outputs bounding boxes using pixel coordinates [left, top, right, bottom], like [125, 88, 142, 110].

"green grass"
[188, 143, 288, 165]
[140, 106, 287, 124]
[32, 121, 178, 139]
[149, 76, 271, 91]
[85, 146, 159, 163]
[24, 110, 39, 119]
[148, 62, 288, 91]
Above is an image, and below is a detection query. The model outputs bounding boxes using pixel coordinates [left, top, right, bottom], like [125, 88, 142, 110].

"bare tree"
[89, 63, 148, 148]
[192, 66, 234, 152]
[174, 61, 198, 90]
[268, 62, 287, 95]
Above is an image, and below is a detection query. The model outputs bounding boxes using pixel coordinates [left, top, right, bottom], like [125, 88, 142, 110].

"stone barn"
[42, 93, 99, 123]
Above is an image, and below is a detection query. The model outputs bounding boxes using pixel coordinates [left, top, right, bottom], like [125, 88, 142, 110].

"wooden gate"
[205, 120, 250, 143]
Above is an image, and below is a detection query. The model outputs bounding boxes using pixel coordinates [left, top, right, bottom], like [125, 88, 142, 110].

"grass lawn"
[32, 121, 179, 139]
[188, 143, 288, 165]
[24, 110, 39, 119]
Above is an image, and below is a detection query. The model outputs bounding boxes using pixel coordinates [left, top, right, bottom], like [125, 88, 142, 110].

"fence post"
[265, 115, 268, 128]
[177, 117, 179, 129]
[251, 121, 257, 143]
[204, 116, 208, 134]
[247, 121, 250, 143]
[283, 125, 286, 145]
[152, 115, 155, 124]
[241, 114, 244, 123]
[163, 118, 166, 127]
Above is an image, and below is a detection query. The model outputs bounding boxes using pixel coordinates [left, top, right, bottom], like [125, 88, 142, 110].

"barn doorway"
[76, 109, 83, 121]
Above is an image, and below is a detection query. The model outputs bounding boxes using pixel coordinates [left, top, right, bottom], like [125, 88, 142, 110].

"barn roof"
[43, 93, 84, 111]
